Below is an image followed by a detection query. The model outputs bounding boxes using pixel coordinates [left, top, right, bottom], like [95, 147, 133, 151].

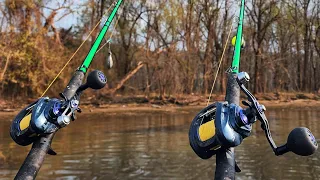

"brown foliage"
[0, 0, 319, 101]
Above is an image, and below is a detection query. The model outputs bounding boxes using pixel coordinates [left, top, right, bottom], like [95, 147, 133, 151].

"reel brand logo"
[98, 72, 107, 83]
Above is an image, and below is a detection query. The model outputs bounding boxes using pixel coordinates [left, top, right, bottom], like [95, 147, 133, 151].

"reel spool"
[189, 104, 220, 159]
[10, 101, 40, 146]
[10, 98, 65, 146]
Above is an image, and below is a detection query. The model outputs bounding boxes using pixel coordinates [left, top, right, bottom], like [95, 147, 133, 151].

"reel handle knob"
[78, 70, 107, 92]
[276, 127, 318, 156]
[86, 70, 107, 89]
[287, 127, 318, 156]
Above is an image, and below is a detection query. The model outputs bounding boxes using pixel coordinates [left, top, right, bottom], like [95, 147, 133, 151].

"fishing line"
[200, 16, 235, 126]
[206, 16, 235, 106]
[96, 12, 121, 54]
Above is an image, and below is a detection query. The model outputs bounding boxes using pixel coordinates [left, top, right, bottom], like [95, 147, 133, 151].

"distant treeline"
[0, 0, 319, 100]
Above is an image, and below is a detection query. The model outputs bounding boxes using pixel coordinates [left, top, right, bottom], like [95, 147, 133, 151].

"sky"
[43, 0, 81, 29]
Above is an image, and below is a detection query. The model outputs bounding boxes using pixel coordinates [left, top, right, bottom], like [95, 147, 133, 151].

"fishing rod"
[189, 0, 318, 179]
[10, 0, 123, 179]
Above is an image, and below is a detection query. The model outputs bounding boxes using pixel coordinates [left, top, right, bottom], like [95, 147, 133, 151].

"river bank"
[1, 92, 320, 115]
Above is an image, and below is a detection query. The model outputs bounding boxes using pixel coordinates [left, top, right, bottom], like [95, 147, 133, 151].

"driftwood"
[107, 62, 145, 94]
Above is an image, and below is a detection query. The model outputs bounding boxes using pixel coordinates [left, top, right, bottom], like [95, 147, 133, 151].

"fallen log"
[107, 61, 145, 94]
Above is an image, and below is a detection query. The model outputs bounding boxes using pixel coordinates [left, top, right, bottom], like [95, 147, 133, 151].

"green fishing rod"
[62, 0, 123, 99]
[216, 0, 246, 178]
[10, 1, 124, 179]
[231, 0, 245, 74]
[79, 0, 123, 73]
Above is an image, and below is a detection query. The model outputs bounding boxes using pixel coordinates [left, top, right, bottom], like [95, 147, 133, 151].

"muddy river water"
[0, 107, 319, 179]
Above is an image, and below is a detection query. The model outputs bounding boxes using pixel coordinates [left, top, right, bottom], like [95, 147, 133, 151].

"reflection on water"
[0, 108, 319, 180]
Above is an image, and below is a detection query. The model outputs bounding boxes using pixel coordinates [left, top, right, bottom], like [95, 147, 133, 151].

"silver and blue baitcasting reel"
[189, 72, 318, 160]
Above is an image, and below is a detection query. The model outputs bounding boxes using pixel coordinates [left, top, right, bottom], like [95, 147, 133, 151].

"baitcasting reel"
[10, 70, 107, 146]
[189, 72, 318, 159]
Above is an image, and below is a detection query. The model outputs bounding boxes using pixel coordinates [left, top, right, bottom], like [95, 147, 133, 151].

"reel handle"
[236, 72, 318, 157]
[275, 144, 289, 155]
[77, 70, 107, 93]
[275, 127, 318, 156]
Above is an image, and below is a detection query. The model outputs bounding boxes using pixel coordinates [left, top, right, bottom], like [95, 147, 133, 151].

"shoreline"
[1, 99, 319, 116]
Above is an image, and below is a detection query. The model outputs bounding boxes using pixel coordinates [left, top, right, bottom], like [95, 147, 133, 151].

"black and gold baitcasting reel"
[189, 72, 318, 159]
